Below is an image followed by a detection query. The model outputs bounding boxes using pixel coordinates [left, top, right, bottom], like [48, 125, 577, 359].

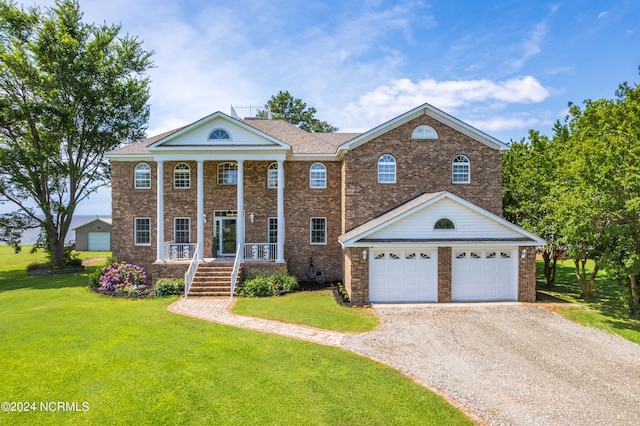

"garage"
[88, 232, 111, 251]
[369, 249, 438, 302]
[452, 248, 518, 301]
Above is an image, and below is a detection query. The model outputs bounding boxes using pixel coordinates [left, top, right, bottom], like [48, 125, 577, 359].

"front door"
[221, 218, 237, 255]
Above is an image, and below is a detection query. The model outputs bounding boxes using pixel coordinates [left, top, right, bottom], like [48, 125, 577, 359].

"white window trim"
[174, 162, 191, 189]
[174, 217, 191, 244]
[209, 128, 231, 140]
[267, 163, 278, 189]
[378, 154, 396, 184]
[134, 217, 151, 246]
[452, 155, 470, 184]
[310, 162, 327, 189]
[267, 217, 278, 244]
[217, 162, 238, 185]
[134, 162, 151, 189]
[310, 217, 327, 245]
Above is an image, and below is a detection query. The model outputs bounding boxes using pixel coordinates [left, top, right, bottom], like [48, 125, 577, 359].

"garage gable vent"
[434, 218, 455, 229]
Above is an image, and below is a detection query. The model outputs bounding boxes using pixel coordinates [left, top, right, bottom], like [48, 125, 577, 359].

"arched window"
[434, 218, 455, 230]
[174, 163, 190, 188]
[134, 162, 151, 189]
[452, 155, 470, 184]
[310, 163, 326, 188]
[378, 154, 396, 184]
[411, 125, 438, 139]
[267, 163, 278, 188]
[209, 129, 230, 140]
[218, 162, 238, 185]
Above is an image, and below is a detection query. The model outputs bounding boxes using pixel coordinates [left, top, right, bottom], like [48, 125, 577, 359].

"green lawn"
[0, 247, 472, 425]
[537, 259, 640, 344]
[232, 290, 380, 333]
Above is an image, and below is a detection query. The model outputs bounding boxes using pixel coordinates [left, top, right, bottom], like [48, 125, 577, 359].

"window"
[378, 154, 396, 183]
[174, 163, 190, 188]
[268, 217, 278, 243]
[374, 253, 385, 260]
[411, 125, 438, 139]
[134, 163, 151, 189]
[267, 163, 278, 188]
[218, 162, 238, 185]
[310, 163, 327, 188]
[455, 252, 466, 259]
[310, 217, 327, 244]
[209, 129, 230, 140]
[452, 155, 470, 184]
[134, 218, 151, 245]
[434, 218, 455, 230]
[174, 218, 190, 244]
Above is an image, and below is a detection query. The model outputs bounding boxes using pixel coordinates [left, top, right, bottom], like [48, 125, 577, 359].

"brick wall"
[438, 247, 452, 302]
[111, 159, 344, 283]
[282, 161, 343, 283]
[518, 246, 536, 302]
[343, 115, 503, 232]
[344, 247, 368, 305]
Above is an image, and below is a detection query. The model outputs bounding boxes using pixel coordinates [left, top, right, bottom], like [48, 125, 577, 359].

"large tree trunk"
[542, 248, 559, 287]
[630, 275, 640, 311]
[574, 258, 598, 300]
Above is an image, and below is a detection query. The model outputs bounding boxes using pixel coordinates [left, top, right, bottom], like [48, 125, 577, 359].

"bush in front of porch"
[238, 272, 298, 297]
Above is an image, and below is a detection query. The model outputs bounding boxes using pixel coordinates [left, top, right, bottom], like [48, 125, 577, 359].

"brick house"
[107, 103, 545, 303]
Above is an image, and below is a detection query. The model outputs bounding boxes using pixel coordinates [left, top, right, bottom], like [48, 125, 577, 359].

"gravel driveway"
[342, 304, 640, 425]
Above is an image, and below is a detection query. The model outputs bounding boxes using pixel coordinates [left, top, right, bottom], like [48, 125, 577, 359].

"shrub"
[89, 256, 118, 288]
[151, 278, 185, 297]
[238, 272, 299, 297]
[97, 261, 147, 292]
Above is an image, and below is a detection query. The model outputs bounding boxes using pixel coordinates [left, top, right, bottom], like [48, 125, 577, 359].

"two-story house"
[107, 103, 545, 304]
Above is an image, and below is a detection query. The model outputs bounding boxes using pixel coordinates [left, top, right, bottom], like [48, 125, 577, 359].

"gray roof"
[107, 119, 360, 156]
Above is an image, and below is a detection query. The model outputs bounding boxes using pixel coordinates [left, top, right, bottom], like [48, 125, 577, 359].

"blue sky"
[22, 1, 640, 213]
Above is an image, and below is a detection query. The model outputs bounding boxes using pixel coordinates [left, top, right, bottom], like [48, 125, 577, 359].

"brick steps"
[188, 262, 240, 297]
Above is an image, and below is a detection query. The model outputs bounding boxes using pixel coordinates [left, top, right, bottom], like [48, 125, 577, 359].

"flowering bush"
[97, 262, 147, 292]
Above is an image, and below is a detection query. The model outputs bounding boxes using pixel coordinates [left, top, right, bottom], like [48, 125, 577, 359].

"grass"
[232, 290, 380, 333]
[0, 246, 472, 425]
[536, 259, 640, 344]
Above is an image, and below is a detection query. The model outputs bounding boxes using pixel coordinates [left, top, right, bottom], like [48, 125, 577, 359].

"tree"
[259, 90, 338, 132]
[502, 128, 562, 287]
[0, 0, 152, 266]
[557, 74, 640, 307]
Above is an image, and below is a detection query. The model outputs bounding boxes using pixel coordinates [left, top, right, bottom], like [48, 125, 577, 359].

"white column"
[236, 159, 244, 260]
[196, 160, 204, 262]
[155, 159, 165, 263]
[276, 159, 285, 263]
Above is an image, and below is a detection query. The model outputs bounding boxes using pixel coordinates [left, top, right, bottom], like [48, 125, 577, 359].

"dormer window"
[411, 125, 438, 140]
[434, 218, 455, 230]
[209, 129, 230, 140]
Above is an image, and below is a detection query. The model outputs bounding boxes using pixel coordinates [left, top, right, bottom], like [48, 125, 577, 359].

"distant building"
[73, 217, 112, 251]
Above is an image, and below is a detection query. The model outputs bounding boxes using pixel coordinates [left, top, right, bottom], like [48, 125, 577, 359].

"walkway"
[169, 297, 345, 347]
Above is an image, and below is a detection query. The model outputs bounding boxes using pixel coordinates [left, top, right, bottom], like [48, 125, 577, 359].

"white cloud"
[467, 116, 543, 132]
[598, 11, 609, 19]
[341, 76, 550, 129]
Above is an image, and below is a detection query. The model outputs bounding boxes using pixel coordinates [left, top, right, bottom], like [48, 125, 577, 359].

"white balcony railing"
[164, 242, 197, 261]
[244, 243, 277, 262]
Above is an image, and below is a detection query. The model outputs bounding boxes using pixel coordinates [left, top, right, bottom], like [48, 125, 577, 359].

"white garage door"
[452, 248, 517, 301]
[369, 249, 438, 302]
[88, 232, 111, 251]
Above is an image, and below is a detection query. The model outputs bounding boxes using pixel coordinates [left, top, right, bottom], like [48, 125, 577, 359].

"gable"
[339, 192, 546, 247]
[338, 103, 509, 154]
[148, 112, 289, 150]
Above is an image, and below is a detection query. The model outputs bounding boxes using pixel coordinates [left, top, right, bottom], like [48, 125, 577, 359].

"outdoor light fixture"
[521, 248, 527, 259]
[249, 212, 255, 223]
[363, 249, 367, 260]
[203, 213, 207, 223]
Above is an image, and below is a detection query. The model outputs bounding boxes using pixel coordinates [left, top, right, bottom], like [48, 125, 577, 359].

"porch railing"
[184, 244, 199, 298]
[164, 242, 197, 261]
[244, 243, 277, 262]
[230, 244, 242, 298]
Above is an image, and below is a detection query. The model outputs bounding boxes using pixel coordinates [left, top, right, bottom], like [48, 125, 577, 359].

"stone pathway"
[169, 297, 346, 347]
